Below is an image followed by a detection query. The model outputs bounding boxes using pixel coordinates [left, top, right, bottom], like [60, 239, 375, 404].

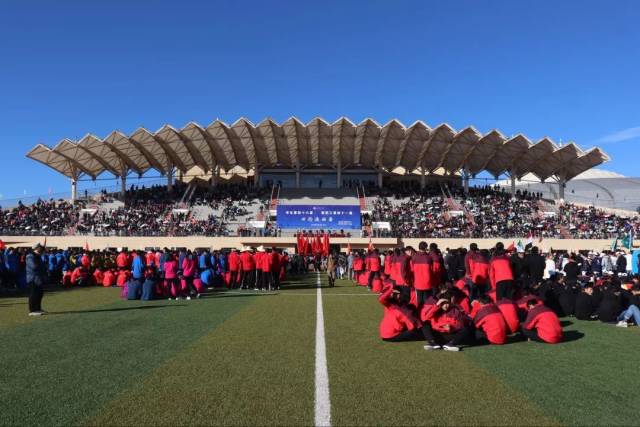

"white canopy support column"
[71, 178, 78, 202]
[510, 175, 516, 197]
[120, 175, 127, 199]
[337, 162, 342, 188]
[295, 165, 301, 188]
[558, 177, 566, 202]
[167, 167, 174, 192]
[463, 171, 469, 195]
[420, 168, 426, 189]
[254, 166, 260, 188]
[377, 170, 383, 188]
[210, 166, 218, 188]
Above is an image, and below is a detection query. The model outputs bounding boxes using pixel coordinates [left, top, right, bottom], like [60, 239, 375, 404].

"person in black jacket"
[574, 285, 598, 320]
[597, 283, 622, 323]
[524, 246, 545, 284]
[26, 243, 48, 316]
[563, 255, 580, 284]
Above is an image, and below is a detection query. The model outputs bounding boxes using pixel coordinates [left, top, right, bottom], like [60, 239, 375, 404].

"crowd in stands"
[331, 241, 639, 350]
[365, 181, 640, 239]
[1, 180, 640, 239]
[0, 183, 270, 237]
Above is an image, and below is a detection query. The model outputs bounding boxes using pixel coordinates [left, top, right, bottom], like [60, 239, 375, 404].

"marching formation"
[342, 242, 640, 351]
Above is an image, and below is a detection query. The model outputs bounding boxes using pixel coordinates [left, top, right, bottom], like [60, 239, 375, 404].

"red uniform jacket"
[260, 252, 273, 272]
[240, 252, 255, 271]
[384, 254, 394, 276]
[102, 270, 116, 287]
[116, 252, 130, 269]
[271, 252, 280, 273]
[71, 267, 89, 285]
[228, 251, 241, 272]
[411, 252, 433, 290]
[523, 304, 563, 344]
[489, 254, 514, 289]
[116, 270, 130, 287]
[353, 256, 365, 272]
[429, 251, 443, 288]
[145, 251, 156, 267]
[497, 298, 520, 334]
[366, 253, 381, 272]
[472, 257, 489, 286]
[464, 251, 476, 276]
[471, 303, 507, 344]
[93, 269, 104, 286]
[81, 254, 91, 268]
[393, 254, 410, 286]
[422, 305, 468, 333]
[378, 287, 421, 339]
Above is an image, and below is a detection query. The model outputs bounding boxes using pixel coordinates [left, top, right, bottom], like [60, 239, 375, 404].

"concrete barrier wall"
[0, 235, 617, 252]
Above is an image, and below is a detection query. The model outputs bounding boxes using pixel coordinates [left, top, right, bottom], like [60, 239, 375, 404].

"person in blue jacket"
[198, 250, 211, 272]
[5, 248, 19, 288]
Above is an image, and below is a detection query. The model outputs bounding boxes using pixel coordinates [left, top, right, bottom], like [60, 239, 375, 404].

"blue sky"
[1, 0, 639, 201]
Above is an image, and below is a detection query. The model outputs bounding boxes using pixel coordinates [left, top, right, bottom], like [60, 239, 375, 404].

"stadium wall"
[0, 235, 619, 252]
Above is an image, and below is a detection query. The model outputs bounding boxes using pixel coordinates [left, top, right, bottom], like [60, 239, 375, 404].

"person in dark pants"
[26, 243, 48, 316]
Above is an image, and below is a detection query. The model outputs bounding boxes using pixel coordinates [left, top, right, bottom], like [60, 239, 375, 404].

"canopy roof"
[27, 117, 609, 182]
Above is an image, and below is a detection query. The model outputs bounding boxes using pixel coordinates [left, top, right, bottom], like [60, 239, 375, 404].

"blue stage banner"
[277, 205, 361, 229]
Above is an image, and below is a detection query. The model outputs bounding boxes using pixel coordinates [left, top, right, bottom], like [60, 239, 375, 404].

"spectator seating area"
[0, 181, 639, 239]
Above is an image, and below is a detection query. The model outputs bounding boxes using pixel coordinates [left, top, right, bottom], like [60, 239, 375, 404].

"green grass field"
[1, 275, 639, 426]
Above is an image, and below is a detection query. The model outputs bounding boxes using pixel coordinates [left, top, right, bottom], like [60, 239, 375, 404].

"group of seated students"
[347, 239, 640, 351]
[46, 246, 288, 300]
[353, 242, 580, 351]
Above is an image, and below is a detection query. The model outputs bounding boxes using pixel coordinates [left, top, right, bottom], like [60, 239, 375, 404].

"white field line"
[314, 272, 331, 427]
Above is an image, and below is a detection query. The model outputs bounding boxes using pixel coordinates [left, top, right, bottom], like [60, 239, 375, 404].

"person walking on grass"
[326, 252, 337, 288]
[26, 243, 48, 316]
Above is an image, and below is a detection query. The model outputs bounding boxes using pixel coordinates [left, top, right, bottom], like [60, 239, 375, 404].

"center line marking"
[315, 271, 331, 427]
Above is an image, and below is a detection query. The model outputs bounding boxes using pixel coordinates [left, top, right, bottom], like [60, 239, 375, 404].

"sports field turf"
[1, 275, 639, 426]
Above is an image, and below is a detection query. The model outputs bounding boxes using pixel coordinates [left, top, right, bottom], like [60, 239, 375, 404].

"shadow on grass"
[199, 292, 277, 299]
[50, 304, 185, 315]
[560, 320, 574, 327]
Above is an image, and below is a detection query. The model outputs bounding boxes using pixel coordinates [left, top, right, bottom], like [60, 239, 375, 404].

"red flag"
[315, 234, 322, 254]
[506, 241, 515, 252]
[0, 239, 5, 250]
[368, 237, 374, 252]
[43, 237, 47, 248]
[347, 242, 352, 254]
[84, 238, 90, 252]
[322, 233, 330, 256]
[296, 233, 303, 254]
[306, 237, 313, 255]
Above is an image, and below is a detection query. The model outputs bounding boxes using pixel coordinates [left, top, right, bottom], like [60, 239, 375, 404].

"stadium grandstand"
[3, 116, 628, 251]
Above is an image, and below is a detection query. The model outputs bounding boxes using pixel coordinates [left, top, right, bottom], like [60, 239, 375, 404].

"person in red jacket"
[421, 294, 473, 351]
[239, 248, 255, 290]
[228, 249, 241, 289]
[497, 298, 521, 334]
[270, 247, 281, 290]
[429, 243, 444, 290]
[260, 248, 274, 291]
[366, 249, 382, 291]
[522, 299, 563, 343]
[352, 252, 365, 284]
[379, 284, 430, 342]
[471, 249, 491, 299]
[102, 269, 116, 287]
[116, 249, 130, 271]
[411, 241, 433, 305]
[71, 266, 90, 286]
[489, 242, 515, 300]
[384, 250, 394, 278]
[470, 296, 508, 345]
